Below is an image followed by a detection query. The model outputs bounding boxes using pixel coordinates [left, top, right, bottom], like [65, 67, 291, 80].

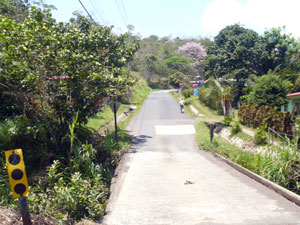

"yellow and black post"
[5, 149, 32, 225]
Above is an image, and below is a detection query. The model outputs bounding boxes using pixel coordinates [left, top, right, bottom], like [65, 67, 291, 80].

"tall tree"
[203, 24, 263, 100]
[0, 8, 139, 151]
[260, 27, 297, 74]
[178, 42, 207, 75]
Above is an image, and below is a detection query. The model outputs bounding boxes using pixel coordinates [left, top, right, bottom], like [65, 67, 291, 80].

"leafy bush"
[198, 85, 223, 115]
[245, 74, 290, 108]
[254, 127, 267, 145]
[196, 121, 300, 195]
[231, 122, 241, 135]
[182, 86, 193, 98]
[168, 72, 187, 87]
[146, 77, 170, 89]
[239, 104, 294, 136]
[28, 143, 109, 224]
[223, 115, 233, 126]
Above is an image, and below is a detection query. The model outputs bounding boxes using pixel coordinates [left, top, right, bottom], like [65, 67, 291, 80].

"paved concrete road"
[102, 91, 300, 225]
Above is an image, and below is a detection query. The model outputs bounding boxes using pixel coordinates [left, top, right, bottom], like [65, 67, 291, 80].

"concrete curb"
[214, 153, 300, 207]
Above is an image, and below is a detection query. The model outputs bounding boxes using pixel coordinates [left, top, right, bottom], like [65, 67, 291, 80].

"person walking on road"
[179, 98, 185, 113]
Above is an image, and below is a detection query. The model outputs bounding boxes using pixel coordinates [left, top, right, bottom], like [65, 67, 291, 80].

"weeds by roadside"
[195, 121, 300, 195]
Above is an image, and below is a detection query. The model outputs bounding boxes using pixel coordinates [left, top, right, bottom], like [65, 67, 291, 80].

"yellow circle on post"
[4, 149, 29, 199]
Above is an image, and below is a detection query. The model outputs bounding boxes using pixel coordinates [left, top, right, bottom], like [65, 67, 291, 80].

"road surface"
[102, 90, 300, 225]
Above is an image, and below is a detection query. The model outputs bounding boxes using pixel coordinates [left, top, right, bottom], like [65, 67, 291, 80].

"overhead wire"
[78, 0, 97, 25]
[114, 0, 128, 27]
[88, 0, 106, 25]
[92, 0, 109, 25]
[119, 0, 130, 25]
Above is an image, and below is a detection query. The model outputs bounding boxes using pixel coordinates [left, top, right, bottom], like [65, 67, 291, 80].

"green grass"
[231, 129, 254, 142]
[86, 72, 152, 132]
[170, 93, 223, 119]
[129, 71, 152, 104]
[195, 121, 300, 194]
[86, 105, 114, 131]
[185, 96, 221, 118]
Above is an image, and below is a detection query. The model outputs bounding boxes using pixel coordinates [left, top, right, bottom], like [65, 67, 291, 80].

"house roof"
[287, 92, 300, 98]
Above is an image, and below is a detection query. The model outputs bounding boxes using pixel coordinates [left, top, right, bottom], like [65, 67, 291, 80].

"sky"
[45, 0, 300, 39]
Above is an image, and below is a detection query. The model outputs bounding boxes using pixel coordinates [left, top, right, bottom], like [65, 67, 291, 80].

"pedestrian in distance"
[179, 98, 185, 113]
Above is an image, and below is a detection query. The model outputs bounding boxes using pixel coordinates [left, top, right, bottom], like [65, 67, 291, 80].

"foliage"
[0, 0, 56, 21]
[198, 79, 225, 114]
[0, 8, 138, 156]
[168, 72, 187, 88]
[245, 73, 291, 108]
[182, 86, 193, 98]
[164, 56, 196, 75]
[223, 115, 233, 126]
[203, 24, 298, 103]
[178, 42, 207, 74]
[0, 0, 29, 21]
[254, 127, 267, 145]
[238, 104, 294, 135]
[28, 156, 109, 223]
[230, 122, 241, 135]
[146, 77, 169, 89]
[203, 24, 262, 88]
[86, 105, 114, 131]
[260, 27, 298, 73]
[128, 71, 152, 103]
[195, 121, 300, 195]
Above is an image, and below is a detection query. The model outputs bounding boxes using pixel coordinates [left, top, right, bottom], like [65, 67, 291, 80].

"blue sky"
[45, 0, 300, 39]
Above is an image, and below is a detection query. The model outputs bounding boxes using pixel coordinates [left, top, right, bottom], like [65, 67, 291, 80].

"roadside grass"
[231, 129, 254, 142]
[86, 105, 114, 131]
[170, 93, 222, 119]
[185, 96, 221, 118]
[195, 121, 300, 194]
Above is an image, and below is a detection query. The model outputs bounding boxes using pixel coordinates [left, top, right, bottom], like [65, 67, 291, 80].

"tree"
[0, 8, 139, 153]
[168, 72, 187, 87]
[260, 27, 297, 74]
[178, 42, 207, 69]
[164, 56, 196, 75]
[0, 0, 56, 21]
[245, 74, 291, 108]
[203, 24, 265, 103]
[0, 0, 29, 20]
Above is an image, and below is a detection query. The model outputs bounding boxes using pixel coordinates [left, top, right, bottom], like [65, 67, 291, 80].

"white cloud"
[201, 0, 300, 38]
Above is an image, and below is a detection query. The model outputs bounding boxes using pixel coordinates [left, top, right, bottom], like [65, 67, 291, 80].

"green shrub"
[28, 144, 109, 224]
[182, 86, 193, 98]
[231, 122, 242, 135]
[198, 86, 223, 115]
[238, 104, 294, 136]
[223, 115, 233, 126]
[254, 127, 267, 145]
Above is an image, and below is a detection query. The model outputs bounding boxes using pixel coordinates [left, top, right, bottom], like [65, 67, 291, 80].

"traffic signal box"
[5, 149, 29, 199]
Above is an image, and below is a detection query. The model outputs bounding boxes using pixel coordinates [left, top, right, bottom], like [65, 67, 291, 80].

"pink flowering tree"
[178, 42, 207, 71]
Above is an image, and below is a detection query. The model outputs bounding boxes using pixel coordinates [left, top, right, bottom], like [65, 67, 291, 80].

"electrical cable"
[88, 0, 105, 24]
[114, 0, 128, 27]
[92, 0, 109, 25]
[119, 0, 129, 25]
[78, 0, 97, 25]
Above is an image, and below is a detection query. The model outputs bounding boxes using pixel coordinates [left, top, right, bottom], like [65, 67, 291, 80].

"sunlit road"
[102, 90, 300, 225]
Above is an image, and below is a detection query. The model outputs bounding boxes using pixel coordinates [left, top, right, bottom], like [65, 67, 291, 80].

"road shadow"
[129, 135, 152, 153]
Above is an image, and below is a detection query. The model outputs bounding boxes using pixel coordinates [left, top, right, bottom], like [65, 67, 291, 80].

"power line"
[119, 0, 129, 25]
[115, 0, 128, 27]
[92, 0, 109, 25]
[78, 0, 97, 24]
[88, 0, 105, 24]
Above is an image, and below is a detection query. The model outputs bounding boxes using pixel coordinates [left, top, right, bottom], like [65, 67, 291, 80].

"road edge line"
[214, 153, 300, 207]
